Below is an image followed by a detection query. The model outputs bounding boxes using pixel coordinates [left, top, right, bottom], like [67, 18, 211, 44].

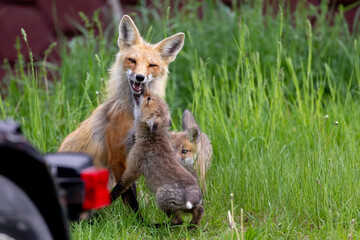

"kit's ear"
[156, 33, 185, 62]
[186, 127, 200, 143]
[118, 15, 141, 48]
[182, 109, 198, 131]
[146, 117, 157, 133]
[151, 121, 159, 133]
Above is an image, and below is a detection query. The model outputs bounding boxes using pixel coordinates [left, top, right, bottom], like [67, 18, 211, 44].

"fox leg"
[111, 183, 141, 221]
[111, 181, 138, 208]
[124, 183, 139, 213]
[189, 204, 204, 228]
[108, 146, 137, 209]
[105, 111, 141, 213]
[165, 210, 183, 226]
[111, 154, 141, 217]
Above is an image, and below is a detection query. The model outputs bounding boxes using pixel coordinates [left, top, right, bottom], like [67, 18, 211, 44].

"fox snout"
[135, 74, 145, 82]
[126, 70, 155, 96]
[126, 70, 153, 84]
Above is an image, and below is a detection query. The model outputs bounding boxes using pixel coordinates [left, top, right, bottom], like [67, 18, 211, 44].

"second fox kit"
[171, 110, 212, 193]
[116, 88, 204, 226]
[58, 15, 185, 210]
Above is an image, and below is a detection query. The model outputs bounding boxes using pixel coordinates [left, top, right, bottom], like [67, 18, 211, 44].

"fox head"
[136, 87, 171, 133]
[171, 110, 212, 170]
[171, 127, 200, 168]
[171, 110, 212, 193]
[108, 15, 185, 107]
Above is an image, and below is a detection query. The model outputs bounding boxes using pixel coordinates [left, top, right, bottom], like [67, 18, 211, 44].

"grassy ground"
[1, 0, 360, 239]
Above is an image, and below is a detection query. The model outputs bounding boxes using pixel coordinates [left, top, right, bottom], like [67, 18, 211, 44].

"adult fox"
[58, 15, 185, 213]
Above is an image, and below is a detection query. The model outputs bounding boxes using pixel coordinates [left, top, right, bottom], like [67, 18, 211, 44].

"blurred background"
[0, 0, 359, 81]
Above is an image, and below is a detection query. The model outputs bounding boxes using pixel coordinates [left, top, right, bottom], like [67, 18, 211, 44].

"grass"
[1, 0, 360, 239]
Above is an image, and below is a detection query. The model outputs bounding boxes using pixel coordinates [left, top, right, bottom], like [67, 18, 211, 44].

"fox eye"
[149, 64, 157, 67]
[128, 58, 136, 64]
[147, 97, 151, 103]
[181, 149, 188, 154]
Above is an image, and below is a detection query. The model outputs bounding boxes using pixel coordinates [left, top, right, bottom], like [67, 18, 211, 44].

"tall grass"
[1, 0, 360, 238]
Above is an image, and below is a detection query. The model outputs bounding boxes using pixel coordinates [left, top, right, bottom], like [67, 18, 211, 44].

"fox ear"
[156, 32, 185, 62]
[151, 122, 159, 132]
[118, 15, 141, 48]
[146, 117, 158, 133]
[182, 109, 198, 131]
[186, 127, 200, 143]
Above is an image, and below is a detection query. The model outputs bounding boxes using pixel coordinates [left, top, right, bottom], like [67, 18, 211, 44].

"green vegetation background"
[1, 0, 360, 239]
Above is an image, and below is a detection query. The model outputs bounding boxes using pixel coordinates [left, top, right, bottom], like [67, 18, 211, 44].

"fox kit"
[58, 15, 185, 212]
[114, 87, 204, 227]
[171, 110, 212, 193]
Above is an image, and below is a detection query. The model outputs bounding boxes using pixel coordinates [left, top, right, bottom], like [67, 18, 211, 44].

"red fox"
[171, 110, 212, 194]
[113, 87, 204, 227]
[58, 15, 185, 212]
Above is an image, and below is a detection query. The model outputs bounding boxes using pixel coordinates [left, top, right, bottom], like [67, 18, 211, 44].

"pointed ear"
[118, 15, 141, 48]
[150, 121, 159, 133]
[182, 109, 198, 131]
[156, 32, 185, 62]
[146, 117, 158, 133]
[152, 122, 159, 132]
[186, 127, 200, 143]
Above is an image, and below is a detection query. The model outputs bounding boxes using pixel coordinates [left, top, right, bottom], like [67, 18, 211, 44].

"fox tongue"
[134, 82, 142, 91]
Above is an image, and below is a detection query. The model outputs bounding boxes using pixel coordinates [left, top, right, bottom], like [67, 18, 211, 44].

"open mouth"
[130, 79, 144, 95]
[129, 79, 145, 106]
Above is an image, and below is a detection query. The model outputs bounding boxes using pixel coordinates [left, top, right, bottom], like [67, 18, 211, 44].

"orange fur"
[105, 110, 133, 182]
[58, 15, 185, 190]
[171, 110, 212, 194]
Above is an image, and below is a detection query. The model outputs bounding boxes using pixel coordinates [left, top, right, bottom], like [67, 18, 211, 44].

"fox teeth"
[131, 81, 143, 92]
